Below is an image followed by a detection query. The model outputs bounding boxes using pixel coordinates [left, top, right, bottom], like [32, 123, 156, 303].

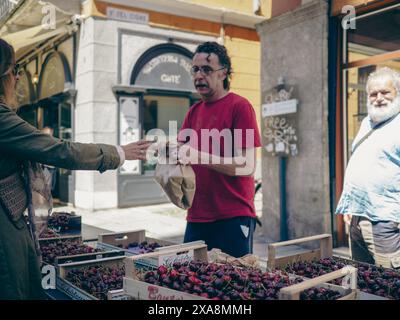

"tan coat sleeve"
[0, 105, 120, 172]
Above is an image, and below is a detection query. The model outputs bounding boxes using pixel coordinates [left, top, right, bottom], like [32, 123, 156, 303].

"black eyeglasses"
[190, 65, 225, 76]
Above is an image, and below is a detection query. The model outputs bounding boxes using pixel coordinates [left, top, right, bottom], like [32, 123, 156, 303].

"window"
[347, 6, 400, 64]
[335, 3, 400, 246]
[343, 4, 400, 163]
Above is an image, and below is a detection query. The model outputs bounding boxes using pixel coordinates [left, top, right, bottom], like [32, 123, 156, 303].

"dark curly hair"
[194, 41, 233, 90]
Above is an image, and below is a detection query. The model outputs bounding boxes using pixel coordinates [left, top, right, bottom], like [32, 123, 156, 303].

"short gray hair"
[366, 67, 400, 94]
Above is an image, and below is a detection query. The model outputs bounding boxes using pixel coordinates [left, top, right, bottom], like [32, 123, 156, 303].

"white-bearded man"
[336, 67, 400, 269]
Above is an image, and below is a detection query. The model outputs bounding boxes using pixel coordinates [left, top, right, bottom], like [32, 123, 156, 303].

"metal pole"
[279, 156, 288, 241]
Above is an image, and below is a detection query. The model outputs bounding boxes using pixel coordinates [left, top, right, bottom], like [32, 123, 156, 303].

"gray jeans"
[350, 216, 400, 269]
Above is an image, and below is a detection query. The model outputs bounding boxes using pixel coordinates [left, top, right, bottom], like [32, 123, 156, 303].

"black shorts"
[183, 216, 256, 258]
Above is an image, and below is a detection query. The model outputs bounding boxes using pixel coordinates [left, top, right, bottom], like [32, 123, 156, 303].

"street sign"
[262, 99, 298, 117]
[106, 7, 149, 25]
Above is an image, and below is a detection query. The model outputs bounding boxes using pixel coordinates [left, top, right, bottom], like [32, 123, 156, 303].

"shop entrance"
[335, 3, 400, 246]
[142, 94, 190, 173]
[116, 43, 197, 206]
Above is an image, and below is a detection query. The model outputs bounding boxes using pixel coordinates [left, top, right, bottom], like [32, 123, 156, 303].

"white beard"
[367, 95, 400, 124]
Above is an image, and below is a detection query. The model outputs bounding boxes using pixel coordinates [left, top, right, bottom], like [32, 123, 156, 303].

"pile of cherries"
[39, 228, 60, 239]
[66, 265, 125, 300]
[40, 239, 103, 264]
[142, 261, 342, 300]
[117, 241, 163, 254]
[300, 287, 342, 300]
[48, 212, 75, 231]
[283, 257, 400, 300]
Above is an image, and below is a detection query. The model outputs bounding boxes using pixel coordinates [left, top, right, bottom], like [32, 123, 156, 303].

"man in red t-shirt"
[178, 42, 261, 258]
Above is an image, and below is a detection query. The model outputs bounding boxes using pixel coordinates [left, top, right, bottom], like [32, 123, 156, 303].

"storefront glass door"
[142, 94, 190, 173]
[343, 4, 400, 163]
[337, 3, 400, 245]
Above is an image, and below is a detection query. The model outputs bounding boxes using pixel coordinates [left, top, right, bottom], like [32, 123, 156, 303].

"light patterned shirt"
[336, 113, 400, 223]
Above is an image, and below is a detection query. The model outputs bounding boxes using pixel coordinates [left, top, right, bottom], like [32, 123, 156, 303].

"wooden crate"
[97, 230, 176, 254]
[123, 278, 208, 300]
[98, 230, 207, 270]
[279, 266, 358, 300]
[123, 275, 356, 301]
[55, 250, 125, 265]
[57, 256, 131, 300]
[124, 242, 209, 275]
[48, 211, 82, 236]
[122, 242, 356, 300]
[39, 234, 82, 243]
[39, 235, 125, 267]
[266, 234, 395, 300]
[123, 242, 209, 300]
[123, 271, 357, 301]
[267, 234, 333, 269]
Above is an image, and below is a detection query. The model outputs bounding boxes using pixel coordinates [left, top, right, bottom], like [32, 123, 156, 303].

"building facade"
[257, 0, 400, 246]
[1, 0, 268, 210]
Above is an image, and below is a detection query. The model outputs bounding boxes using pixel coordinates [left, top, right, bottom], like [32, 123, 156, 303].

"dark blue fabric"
[184, 216, 256, 258]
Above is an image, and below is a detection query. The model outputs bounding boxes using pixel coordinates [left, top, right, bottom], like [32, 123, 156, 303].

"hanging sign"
[134, 53, 194, 91]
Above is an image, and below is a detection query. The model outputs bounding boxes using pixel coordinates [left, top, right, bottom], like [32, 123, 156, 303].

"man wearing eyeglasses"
[177, 42, 261, 258]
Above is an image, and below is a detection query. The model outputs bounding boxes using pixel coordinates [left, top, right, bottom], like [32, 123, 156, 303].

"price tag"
[158, 250, 194, 267]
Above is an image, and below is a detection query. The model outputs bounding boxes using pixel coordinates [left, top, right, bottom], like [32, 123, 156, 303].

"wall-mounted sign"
[134, 53, 194, 91]
[119, 96, 141, 175]
[107, 7, 149, 25]
[262, 81, 298, 157]
[262, 99, 298, 117]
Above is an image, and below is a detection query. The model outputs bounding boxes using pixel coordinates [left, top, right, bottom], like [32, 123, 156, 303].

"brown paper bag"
[154, 162, 195, 209]
[208, 248, 260, 269]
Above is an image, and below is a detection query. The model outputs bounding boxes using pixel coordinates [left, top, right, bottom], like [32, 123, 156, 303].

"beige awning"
[0, 0, 80, 57]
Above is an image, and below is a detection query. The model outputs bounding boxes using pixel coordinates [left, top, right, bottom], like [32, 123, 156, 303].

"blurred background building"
[257, 0, 400, 247]
[2, 0, 399, 249]
[0, 0, 268, 209]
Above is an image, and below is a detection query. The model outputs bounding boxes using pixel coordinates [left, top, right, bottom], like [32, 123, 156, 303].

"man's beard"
[367, 95, 400, 124]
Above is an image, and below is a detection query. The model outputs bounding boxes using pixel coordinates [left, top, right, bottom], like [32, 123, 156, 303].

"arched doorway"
[116, 43, 198, 206]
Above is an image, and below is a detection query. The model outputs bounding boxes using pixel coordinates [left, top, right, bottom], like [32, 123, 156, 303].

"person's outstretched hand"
[122, 140, 153, 161]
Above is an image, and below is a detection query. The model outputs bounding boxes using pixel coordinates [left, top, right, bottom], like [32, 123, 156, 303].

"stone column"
[74, 17, 119, 210]
[256, 0, 331, 241]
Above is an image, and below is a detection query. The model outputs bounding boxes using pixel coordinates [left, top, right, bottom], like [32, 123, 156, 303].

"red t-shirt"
[178, 92, 262, 223]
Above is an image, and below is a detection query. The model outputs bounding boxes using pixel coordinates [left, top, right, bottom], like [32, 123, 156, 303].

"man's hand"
[177, 144, 256, 177]
[343, 214, 352, 226]
[122, 140, 153, 161]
